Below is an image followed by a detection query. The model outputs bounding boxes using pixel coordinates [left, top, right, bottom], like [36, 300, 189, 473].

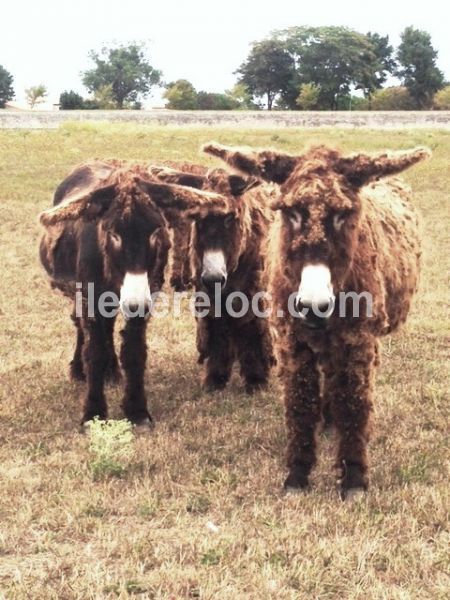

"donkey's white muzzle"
[120, 272, 152, 319]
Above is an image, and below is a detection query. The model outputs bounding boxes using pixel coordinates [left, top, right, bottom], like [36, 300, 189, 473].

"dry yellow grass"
[0, 124, 449, 599]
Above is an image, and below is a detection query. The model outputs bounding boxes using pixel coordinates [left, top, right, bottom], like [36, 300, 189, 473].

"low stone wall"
[1, 109, 450, 129]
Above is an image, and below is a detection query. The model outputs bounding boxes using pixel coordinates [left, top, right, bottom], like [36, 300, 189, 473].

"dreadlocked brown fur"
[39, 161, 228, 427]
[204, 141, 429, 498]
[150, 162, 275, 393]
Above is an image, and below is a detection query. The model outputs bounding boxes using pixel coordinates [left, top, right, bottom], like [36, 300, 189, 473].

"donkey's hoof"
[245, 380, 268, 395]
[133, 417, 154, 434]
[283, 469, 309, 493]
[341, 487, 366, 502]
[203, 377, 228, 392]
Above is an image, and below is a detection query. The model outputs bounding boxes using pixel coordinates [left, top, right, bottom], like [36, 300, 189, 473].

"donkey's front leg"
[120, 318, 152, 427]
[330, 340, 376, 499]
[80, 315, 109, 424]
[283, 342, 321, 491]
[70, 307, 85, 382]
[234, 317, 272, 394]
[197, 316, 234, 391]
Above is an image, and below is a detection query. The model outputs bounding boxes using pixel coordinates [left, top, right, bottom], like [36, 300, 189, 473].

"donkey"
[149, 163, 274, 393]
[39, 160, 227, 427]
[203, 141, 429, 498]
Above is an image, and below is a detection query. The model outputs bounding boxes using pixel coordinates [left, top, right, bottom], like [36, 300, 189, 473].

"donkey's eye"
[224, 214, 235, 229]
[288, 210, 303, 232]
[333, 214, 346, 231]
[109, 231, 122, 248]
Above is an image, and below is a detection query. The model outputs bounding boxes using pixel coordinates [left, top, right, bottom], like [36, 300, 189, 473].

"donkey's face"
[150, 165, 259, 294]
[203, 141, 430, 327]
[277, 156, 362, 328]
[40, 166, 229, 318]
[98, 197, 167, 318]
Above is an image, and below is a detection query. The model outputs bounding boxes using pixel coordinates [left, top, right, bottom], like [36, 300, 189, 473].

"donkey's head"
[149, 164, 259, 294]
[204, 142, 430, 328]
[40, 165, 228, 318]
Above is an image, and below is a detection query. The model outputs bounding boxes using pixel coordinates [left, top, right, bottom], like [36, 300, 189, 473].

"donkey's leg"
[80, 315, 109, 424]
[234, 318, 272, 393]
[70, 308, 85, 382]
[320, 357, 335, 430]
[330, 340, 376, 499]
[170, 222, 191, 291]
[120, 318, 152, 427]
[283, 342, 321, 491]
[104, 315, 121, 383]
[197, 317, 234, 390]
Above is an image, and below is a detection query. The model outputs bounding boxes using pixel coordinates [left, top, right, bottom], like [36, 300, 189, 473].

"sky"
[1, 0, 449, 108]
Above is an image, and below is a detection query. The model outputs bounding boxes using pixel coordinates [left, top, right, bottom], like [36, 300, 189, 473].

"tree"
[82, 43, 162, 108]
[433, 85, 450, 110]
[197, 91, 239, 110]
[370, 86, 416, 110]
[0, 65, 14, 108]
[163, 79, 198, 109]
[225, 83, 259, 109]
[59, 90, 85, 110]
[275, 26, 387, 110]
[397, 27, 444, 108]
[296, 83, 321, 110]
[236, 39, 295, 110]
[25, 85, 47, 109]
[357, 33, 396, 105]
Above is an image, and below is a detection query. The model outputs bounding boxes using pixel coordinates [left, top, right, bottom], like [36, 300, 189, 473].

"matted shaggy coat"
[204, 141, 429, 498]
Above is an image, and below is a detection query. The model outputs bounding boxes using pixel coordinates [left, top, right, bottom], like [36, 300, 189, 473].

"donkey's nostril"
[201, 272, 227, 291]
[295, 297, 334, 320]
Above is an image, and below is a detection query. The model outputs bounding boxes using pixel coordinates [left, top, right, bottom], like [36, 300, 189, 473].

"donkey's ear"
[39, 184, 116, 226]
[338, 147, 431, 187]
[148, 166, 206, 189]
[202, 141, 297, 184]
[138, 180, 229, 218]
[227, 174, 261, 196]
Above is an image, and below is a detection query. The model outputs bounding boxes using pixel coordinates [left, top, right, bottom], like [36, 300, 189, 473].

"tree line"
[1, 26, 449, 111]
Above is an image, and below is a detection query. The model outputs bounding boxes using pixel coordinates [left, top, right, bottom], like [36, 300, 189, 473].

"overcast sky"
[1, 0, 448, 107]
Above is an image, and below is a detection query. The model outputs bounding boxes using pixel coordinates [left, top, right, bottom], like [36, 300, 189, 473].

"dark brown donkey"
[203, 141, 429, 498]
[39, 160, 227, 428]
[150, 163, 274, 393]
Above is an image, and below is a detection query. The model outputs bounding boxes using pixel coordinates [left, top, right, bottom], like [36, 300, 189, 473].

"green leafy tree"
[82, 43, 162, 109]
[197, 91, 239, 110]
[236, 39, 295, 110]
[296, 83, 321, 110]
[25, 84, 47, 109]
[397, 27, 444, 108]
[433, 85, 450, 110]
[59, 90, 85, 110]
[225, 83, 258, 109]
[275, 26, 385, 110]
[370, 86, 416, 110]
[92, 84, 116, 109]
[163, 79, 198, 109]
[358, 33, 397, 105]
[0, 65, 14, 108]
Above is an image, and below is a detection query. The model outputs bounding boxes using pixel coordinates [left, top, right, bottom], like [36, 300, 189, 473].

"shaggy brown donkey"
[39, 160, 227, 427]
[204, 141, 429, 498]
[150, 163, 274, 393]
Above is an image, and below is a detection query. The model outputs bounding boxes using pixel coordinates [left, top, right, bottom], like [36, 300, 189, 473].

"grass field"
[0, 123, 449, 599]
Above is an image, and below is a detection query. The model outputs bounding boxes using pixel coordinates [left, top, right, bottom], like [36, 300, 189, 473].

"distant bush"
[59, 90, 85, 110]
[433, 86, 450, 110]
[197, 91, 239, 110]
[370, 86, 416, 110]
